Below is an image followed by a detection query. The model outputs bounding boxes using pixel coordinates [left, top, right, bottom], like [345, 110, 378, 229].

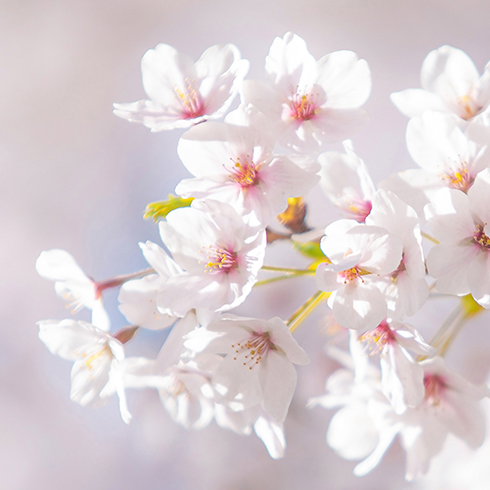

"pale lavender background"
[3, 0, 490, 489]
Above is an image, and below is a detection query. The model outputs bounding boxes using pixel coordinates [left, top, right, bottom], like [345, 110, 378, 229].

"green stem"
[287, 290, 330, 333]
[254, 274, 303, 287]
[261, 265, 315, 275]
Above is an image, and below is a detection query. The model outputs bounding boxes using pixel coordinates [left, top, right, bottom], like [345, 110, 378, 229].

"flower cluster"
[37, 36, 490, 477]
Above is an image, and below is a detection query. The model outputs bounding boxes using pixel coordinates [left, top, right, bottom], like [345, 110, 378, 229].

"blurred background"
[3, 0, 490, 488]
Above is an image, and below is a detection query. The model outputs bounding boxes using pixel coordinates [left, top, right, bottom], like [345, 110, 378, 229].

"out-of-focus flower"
[242, 32, 371, 152]
[36, 249, 110, 331]
[391, 45, 490, 122]
[38, 319, 135, 423]
[114, 43, 249, 131]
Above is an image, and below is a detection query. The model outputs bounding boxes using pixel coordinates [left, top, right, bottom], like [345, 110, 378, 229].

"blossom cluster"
[37, 34, 490, 479]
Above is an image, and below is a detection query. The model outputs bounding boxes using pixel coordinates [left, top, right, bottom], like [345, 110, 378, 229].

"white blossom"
[114, 43, 249, 131]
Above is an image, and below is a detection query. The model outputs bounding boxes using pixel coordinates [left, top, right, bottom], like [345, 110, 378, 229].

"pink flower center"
[339, 266, 363, 284]
[201, 245, 238, 274]
[228, 158, 260, 188]
[231, 331, 274, 370]
[359, 321, 395, 353]
[423, 373, 447, 406]
[473, 224, 490, 249]
[174, 79, 205, 119]
[290, 92, 318, 121]
[441, 164, 473, 192]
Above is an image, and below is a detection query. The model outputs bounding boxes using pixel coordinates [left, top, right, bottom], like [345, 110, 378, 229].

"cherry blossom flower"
[316, 219, 403, 330]
[391, 45, 490, 122]
[113, 43, 249, 131]
[184, 315, 309, 422]
[175, 105, 319, 225]
[38, 319, 135, 423]
[36, 249, 110, 331]
[242, 32, 371, 152]
[156, 200, 266, 316]
[425, 168, 490, 307]
[317, 140, 375, 222]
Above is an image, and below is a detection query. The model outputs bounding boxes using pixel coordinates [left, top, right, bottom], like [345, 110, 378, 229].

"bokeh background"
[4, 0, 490, 488]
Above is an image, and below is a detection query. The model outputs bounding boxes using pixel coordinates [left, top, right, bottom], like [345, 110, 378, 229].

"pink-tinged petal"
[374, 273, 429, 319]
[256, 156, 319, 215]
[355, 228, 403, 274]
[139, 241, 182, 278]
[380, 344, 424, 414]
[70, 354, 113, 408]
[378, 169, 441, 220]
[259, 350, 297, 422]
[265, 32, 317, 93]
[156, 312, 199, 372]
[253, 415, 286, 460]
[390, 322, 435, 356]
[240, 80, 283, 121]
[141, 44, 196, 106]
[224, 105, 276, 156]
[390, 89, 446, 118]
[367, 190, 424, 271]
[402, 416, 447, 481]
[38, 319, 105, 361]
[421, 45, 480, 100]
[425, 187, 475, 243]
[175, 176, 241, 206]
[306, 107, 369, 145]
[316, 51, 371, 108]
[316, 263, 344, 292]
[426, 244, 477, 295]
[118, 275, 177, 330]
[177, 122, 234, 178]
[158, 273, 236, 316]
[195, 44, 249, 116]
[468, 252, 490, 307]
[112, 100, 198, 131]
[406, 112, 473, 174]
[443, 390, 486, 448]
[476, 62, 490, 108]
[468, 168, 490, 224]
[266, 317, 309, 365]
[159, 208, 219, 268]
[329, 283, 387, 331]
[213, 349, 263, 408]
